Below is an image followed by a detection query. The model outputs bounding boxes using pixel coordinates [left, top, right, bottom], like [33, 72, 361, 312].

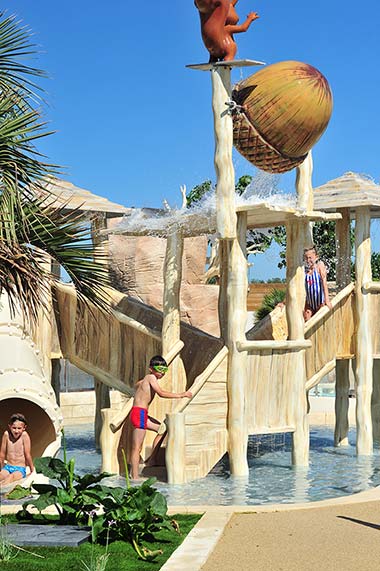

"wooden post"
[336, 208, 352, 289]
[296, 151, 313, 212]
[286, 220, 309, 466]
[211, 66, 236, 239]
[100, 408, 120, 474]
[95, 379, 110, 450]
[218, 239, 228, 342]
[355, 206, 373, 455]
[166, 412, 186, 484]
[162, 231, 186, 395]
[334, 359, 350, 446]
[226, 212, 249, 476]
[372, 359, 380, 442]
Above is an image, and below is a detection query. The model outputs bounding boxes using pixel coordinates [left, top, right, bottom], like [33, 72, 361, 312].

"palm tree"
[0, 12, 111, 323]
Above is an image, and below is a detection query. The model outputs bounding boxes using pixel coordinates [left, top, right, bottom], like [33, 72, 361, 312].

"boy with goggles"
[130, 355, 192, 480]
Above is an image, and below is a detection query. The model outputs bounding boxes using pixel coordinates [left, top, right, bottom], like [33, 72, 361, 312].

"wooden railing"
[165, 346, 229, 483]
[305, 283, 355, 381]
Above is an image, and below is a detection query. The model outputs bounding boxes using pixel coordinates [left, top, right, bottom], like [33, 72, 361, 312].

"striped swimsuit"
[305, 265, 325, 312]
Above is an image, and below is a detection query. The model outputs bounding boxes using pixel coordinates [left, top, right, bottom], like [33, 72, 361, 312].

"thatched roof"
[314, 172, 380, 216]
[35, 177, 130, 217]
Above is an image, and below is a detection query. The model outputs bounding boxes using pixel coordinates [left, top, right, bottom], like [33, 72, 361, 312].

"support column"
[166, 412, 186, 484]
[211, 65, 236, 239]
[296, 152, 313, 211]
[286, 220, 309, 466]
[95, 379, 110, 450]
[354, 206, 373, 455]
[335, 208, 352, 289]
[162, 231, 186, 396]
[226, 212, 249, 476]
[218, 240, 228, 342]
[372, 360, 380, 442]
[334, 359, 350, 446]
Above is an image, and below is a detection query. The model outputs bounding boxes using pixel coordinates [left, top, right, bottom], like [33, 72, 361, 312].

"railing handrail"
[237, 339, 311, 352]
[304, 282, 354, 334]
[170, 345, 229, 416]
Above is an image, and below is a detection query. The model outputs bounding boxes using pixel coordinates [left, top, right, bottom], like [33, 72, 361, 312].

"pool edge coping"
[161, 485, 380, 571]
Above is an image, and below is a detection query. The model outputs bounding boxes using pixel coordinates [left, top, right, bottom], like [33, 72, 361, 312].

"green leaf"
[22, 492, 56, 512]
[150, 492, 168, 517]
[34, 457, 69, 479]
[6, 484, 32, 500]
[75, 472, 113, 490]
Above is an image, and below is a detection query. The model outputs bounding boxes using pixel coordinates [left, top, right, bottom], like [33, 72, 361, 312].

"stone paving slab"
[160, 511, 232, 571]
[2, 524, 91, 547]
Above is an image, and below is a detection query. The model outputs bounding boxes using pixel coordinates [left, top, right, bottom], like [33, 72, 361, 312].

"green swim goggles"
[153, 365, 168, 374]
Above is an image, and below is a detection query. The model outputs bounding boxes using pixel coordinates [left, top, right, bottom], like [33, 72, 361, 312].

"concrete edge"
[160, 510, 233, 571]
[167, 483, 380, 515]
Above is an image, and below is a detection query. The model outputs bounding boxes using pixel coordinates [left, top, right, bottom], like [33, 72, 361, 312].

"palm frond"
[19, 195, 112, 313]
[0, 13, 46, 105]
[0, 11, 112, 323]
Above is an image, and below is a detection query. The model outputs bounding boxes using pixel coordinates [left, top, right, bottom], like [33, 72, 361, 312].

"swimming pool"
[61, 425, 380, 506]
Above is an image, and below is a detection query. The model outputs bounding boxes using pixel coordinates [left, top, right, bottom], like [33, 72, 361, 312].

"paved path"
[202, 500, 380, 571]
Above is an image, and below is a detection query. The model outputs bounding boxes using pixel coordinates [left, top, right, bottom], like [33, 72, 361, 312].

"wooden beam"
[237, 340, 311, 352]
[305, 358, 336, 391]
[112, 309, 161, 340]
[67, 354, 134, 397]
[363, 281, 380, 292]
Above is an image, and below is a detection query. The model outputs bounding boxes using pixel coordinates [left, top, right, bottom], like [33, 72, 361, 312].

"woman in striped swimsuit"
[304, 246, 332, 321]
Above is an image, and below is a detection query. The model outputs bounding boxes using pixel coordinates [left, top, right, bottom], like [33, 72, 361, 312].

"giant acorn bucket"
[232, 61, 333, 173]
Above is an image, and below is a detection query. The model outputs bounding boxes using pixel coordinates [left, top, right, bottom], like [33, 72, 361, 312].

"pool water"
[61, 425, 380, 506]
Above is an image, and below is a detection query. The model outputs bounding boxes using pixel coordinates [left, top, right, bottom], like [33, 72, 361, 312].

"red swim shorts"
[130, 406, 148, 429]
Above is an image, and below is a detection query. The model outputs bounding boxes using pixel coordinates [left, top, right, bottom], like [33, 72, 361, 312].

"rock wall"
[107, 220, 220, 337]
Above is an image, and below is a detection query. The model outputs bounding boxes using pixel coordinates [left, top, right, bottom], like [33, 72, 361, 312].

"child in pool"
[304, 246, 332, 321]
[0, 413, 34, 486]
[130, 355, 192, 480]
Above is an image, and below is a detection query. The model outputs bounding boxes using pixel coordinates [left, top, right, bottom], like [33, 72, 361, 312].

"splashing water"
[107, 171, 297, 238]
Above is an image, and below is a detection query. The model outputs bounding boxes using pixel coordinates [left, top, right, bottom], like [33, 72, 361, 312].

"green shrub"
[255, 288, 286, 321]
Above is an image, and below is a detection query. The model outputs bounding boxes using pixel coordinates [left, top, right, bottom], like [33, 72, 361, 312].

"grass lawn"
[0, 513, 202, 570]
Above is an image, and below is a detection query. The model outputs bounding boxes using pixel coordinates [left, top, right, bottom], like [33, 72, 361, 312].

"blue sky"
[8, 1, 380, 278]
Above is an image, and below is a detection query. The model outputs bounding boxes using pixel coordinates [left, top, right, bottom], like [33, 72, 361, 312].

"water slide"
[0, 294, 62, 491]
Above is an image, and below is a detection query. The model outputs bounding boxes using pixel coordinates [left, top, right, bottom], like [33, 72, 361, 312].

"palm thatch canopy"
[34, 177, 131, 218]
[314, 172, 380, 217]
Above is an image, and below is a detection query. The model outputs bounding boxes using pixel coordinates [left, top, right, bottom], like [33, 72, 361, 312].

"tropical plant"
[88, 478, 172, 561]
[0, 12, 111, 323]
[255, 288, 286, 321]
[16, 438, 177, 562]
[17, 430, 112, 525]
